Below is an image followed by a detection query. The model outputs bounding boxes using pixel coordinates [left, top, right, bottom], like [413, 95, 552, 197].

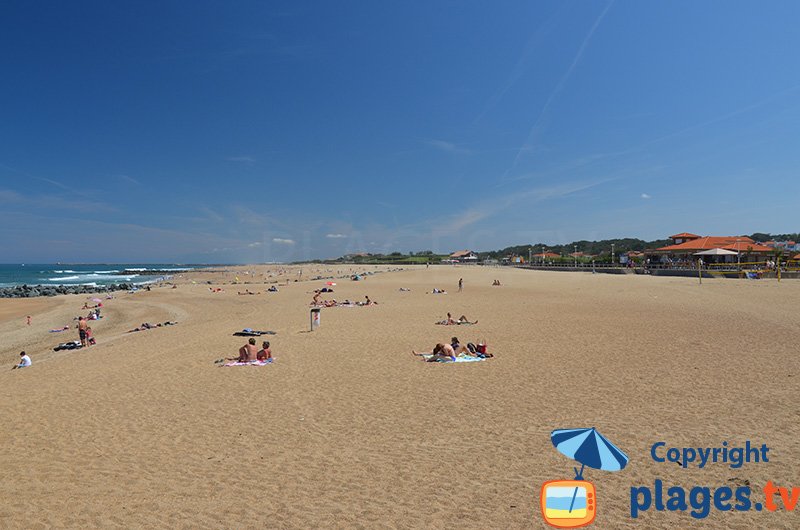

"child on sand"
[12, 351, 31, 369]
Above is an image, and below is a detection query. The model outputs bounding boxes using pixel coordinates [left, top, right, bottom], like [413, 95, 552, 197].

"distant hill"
[478, 238, 672, 259]
[324, 232, 796, 263]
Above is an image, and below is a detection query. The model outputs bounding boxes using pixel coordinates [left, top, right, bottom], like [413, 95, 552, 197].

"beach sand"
[1, 265, 799, 528]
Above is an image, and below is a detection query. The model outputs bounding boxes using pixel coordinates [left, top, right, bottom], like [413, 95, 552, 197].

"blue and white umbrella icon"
[551, 427, 629, 513]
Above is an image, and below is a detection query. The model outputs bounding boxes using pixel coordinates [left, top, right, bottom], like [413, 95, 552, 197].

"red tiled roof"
[669, 232, 701, 239]
[794, 254, 800, 260]
[724, 241, 772, 252]
[656, 236, 771, 253]
[450, 250, 474, 258]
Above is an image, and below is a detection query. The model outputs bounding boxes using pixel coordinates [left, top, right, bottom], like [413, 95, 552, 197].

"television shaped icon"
[540, 480, 596, 528]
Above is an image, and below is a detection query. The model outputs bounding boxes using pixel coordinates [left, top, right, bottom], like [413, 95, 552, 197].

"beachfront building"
[765, 240, 800, 252]
[531, 251, 560, 264]
[449, 250, 479, 263]
[501, 255, 525, 264]
[651, 233, 773, 265]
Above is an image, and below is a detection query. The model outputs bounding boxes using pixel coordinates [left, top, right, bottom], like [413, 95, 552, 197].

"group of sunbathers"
[128, 321, 178, 332]
[435, 312, 477, 325]
[75, 308, 101, 321]
[429, 288, 447, 294]
[225, 338, 272, 363]
[412, 336, 492, 362]
[311, 292, 376, 307]
[492, 279, 502, 286]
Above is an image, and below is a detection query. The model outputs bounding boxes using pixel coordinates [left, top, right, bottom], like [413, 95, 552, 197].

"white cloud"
[641, 193, 652, 199]
[326, 233, 347, 239]
[272, 238, 295, 245]
[118, 174, 140, 185]
[248, 242, 262, 247]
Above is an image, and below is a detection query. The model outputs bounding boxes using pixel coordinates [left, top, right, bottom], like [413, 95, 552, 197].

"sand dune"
[1, 265, 799, 528]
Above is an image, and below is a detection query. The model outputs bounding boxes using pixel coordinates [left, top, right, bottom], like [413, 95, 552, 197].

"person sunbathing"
[229, 338, 259, 362]
[412, 343, 457, 362]
[450, 336, 471, 355]
[357, 295, 375, 306]
[257, 341, 272, 361]
[440, 312, 457, 325]
[436, 313, 477, 325]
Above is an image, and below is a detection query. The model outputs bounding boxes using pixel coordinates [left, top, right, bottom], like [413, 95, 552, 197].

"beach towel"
[221, 359, 274, 367]
[232, 329, 277, 337]
[49, 327, 70, 332]
[420, 354, 486, 363]
[53, 341, 82, 351]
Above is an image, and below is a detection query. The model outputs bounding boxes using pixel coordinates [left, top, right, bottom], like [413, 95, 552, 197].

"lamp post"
[541, 246, 544, 266]
[574, 245, 578, 268]
[611, 244, 615, 267]
[528, 247, 532, 267]
[736, 238, 741, 272]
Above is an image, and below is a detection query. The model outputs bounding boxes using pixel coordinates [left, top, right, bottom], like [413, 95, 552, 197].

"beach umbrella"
[551, 427, 628, 475]
[551, 427, 629, 513]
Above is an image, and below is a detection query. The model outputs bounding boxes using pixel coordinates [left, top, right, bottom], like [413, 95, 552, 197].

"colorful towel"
[221, 359, 274, 367]
[421, 354, 485, 363]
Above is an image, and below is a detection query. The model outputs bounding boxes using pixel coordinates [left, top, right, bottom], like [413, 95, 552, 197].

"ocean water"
[0, 264, 199, 288]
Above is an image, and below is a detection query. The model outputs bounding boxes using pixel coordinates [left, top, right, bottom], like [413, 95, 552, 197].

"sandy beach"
[1, 265, 799, 529]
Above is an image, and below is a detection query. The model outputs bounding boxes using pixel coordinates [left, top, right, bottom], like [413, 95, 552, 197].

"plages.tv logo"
[540, 427, 629, 528]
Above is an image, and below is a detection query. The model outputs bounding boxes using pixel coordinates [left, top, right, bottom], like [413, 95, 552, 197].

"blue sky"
[1, 1, 799, 263]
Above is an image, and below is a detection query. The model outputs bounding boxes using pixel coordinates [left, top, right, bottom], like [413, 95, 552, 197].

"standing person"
[78, 316, 88, 347]
[26, 315, 31, 326]
[458, 278, 463, 292]
[12, 351, 31, 369]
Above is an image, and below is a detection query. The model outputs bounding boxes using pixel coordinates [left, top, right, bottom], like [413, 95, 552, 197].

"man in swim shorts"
[78, 317, 88, 347]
